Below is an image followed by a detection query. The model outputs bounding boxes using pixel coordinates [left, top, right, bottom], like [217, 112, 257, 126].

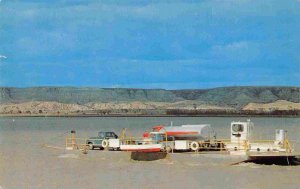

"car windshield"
[99, 132, 105, 138]
[107, 133, 112, 137]
[232, 124, 244, 132]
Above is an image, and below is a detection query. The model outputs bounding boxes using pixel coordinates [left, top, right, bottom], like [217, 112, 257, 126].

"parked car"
[86, 132, 118, 150]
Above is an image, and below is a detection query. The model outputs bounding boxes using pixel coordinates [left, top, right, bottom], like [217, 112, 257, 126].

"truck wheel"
[190, 141, 199, 151]
[166, 146, 172, 153]
[88, 142, 94, 150]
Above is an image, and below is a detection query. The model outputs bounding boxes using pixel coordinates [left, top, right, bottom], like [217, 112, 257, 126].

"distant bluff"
[0, 86, 299, 109]
[0, 87, 181, 104]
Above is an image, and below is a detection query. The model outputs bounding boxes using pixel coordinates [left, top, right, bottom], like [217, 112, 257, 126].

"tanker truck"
[143, 124, 223, 152]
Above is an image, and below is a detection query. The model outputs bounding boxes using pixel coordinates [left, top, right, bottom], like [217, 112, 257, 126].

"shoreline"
[1, 114, 299, 118]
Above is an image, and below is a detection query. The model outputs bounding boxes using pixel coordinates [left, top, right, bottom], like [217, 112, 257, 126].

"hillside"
[0, 100, 234, 115]
[172, 87, 300, 107]
[0, 87, 181, 104]
[1, 86, 299, 108]
[243, 100, 300, 112]
[0, 101, 89, 114]
[0, 86, 299, 116]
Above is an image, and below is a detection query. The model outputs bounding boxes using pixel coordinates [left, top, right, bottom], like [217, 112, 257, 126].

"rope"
[41, 131, 69, 149]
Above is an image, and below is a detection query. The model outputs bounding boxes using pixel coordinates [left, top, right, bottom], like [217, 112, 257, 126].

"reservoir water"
[0, 117, 300, 189]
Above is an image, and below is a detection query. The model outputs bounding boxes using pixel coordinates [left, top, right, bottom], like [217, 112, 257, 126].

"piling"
[71, 130, 77, 150]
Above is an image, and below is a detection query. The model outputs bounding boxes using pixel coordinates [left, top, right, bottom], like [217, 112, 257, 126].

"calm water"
[1, 116, 299, 146]
[0, 116, 300, 189]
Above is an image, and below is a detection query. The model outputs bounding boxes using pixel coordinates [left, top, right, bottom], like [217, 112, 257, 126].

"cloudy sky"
[0, 0, 299, 89]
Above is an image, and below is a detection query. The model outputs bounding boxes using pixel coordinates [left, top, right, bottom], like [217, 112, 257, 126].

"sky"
[0, 0, 299, 89]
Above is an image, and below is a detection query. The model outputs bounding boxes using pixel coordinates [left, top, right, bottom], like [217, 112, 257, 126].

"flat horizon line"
[0, 85, 299, 90]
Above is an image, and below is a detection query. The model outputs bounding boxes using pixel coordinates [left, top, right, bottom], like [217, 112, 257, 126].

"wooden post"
[71, 130, 77, 150]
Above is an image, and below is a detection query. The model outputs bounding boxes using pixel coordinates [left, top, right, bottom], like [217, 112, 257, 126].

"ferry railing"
[65, 132, 295, 153]
[195, 139, 230, 151]
[191, 138, 294, 152]
[215, 139, 294, 152]
[65, 137, 89, 150]
[65, 135, 166, 150]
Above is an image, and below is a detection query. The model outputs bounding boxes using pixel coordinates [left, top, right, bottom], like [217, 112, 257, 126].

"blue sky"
[0, 0, 299, 89]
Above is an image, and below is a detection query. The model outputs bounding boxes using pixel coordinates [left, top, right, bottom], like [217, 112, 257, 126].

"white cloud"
[209, 41, 262, 63]
[0, 55, 7, 59]
[213, 41, 249, 52]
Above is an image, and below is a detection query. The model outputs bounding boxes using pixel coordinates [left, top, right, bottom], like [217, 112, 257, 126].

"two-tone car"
[86, 131, 118, 150]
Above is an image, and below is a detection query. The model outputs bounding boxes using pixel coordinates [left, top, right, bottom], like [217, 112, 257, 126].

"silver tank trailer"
[163, 124, 216, 140]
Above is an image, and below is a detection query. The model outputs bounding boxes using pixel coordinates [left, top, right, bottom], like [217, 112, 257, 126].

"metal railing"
[65, 132, 294, 153]
[65, 137, 88, 150]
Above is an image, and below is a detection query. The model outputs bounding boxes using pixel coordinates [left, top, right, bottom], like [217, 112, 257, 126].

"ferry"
[64, 120, 300, 164]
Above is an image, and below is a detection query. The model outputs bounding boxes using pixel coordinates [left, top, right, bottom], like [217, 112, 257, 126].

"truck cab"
[86, 132, 118, 150]
[230, 120, 253, 143]
[226, 119, 254, 152]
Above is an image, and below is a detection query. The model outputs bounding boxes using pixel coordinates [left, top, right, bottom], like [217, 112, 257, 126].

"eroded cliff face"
[0, 101, 89, 114]
[0, 100, 234, 115]
[0, 87, 181, 104]
[0, 87, 299, 115]
[243, 100, 300, 112]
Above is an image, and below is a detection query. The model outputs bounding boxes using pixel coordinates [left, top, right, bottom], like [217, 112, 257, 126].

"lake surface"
[0, 117, 300, 189]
